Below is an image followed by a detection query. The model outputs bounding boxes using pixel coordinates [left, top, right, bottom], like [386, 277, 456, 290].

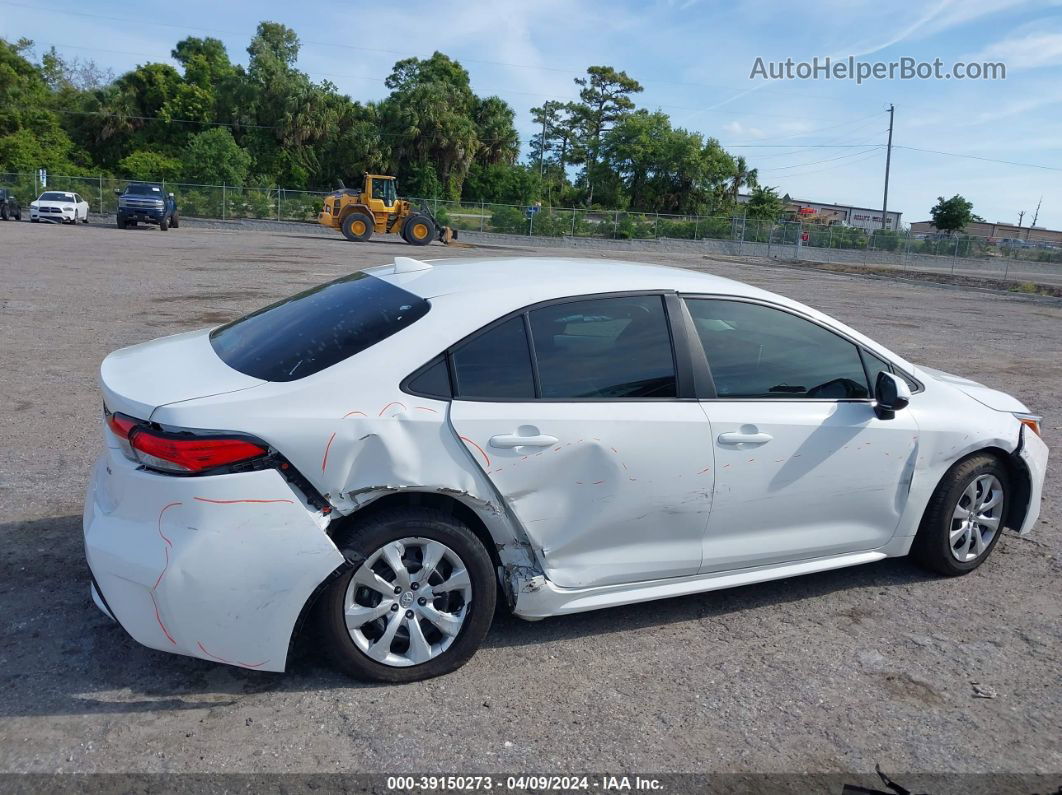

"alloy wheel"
[949, 474, 1004, 562]
[343, 537, 473, 667]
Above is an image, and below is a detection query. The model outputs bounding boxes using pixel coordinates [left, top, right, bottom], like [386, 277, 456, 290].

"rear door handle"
[489, 433, 559, 449]
[718, 431, 773, 446]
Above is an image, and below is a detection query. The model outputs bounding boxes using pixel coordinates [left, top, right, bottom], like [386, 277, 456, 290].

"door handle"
[717, 431, 773, 446]
[489, 433, 559, 449]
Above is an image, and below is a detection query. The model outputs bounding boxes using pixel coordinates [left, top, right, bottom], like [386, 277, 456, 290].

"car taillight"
[130, 429, 268, 473]
[104, 409, 268, 473]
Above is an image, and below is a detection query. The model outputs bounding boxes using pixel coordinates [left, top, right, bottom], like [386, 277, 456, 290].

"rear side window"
[529, 295, 677, 398]
[451, 317, 535, 399]
[210, 272, 429, 381]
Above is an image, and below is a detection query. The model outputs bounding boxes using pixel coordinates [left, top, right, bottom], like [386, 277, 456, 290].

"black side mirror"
[875, 371, 911, 420]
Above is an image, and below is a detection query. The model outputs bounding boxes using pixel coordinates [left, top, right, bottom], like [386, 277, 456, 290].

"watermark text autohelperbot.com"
[750, 56, 1005, 83]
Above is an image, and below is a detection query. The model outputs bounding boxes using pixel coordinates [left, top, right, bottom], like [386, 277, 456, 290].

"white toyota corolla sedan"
[84, 256, 1048, 681]
[29, 190, 91, 224]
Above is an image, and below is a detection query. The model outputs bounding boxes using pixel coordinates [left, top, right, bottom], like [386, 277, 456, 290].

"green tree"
[571, 65, 643, 204]
[727, 155, 758, 202]
[745, 185, 784, 220]
[0, 38, 83, 172]
[181, 127, 251, 185]
[119, 149, 183, 180]
[930, 194, 974, 235]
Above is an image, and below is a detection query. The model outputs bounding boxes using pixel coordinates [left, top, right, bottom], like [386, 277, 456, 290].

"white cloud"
[972, 29, 1062, 68]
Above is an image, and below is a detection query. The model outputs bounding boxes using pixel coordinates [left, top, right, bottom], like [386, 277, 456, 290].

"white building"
[737, 193, 902, 232]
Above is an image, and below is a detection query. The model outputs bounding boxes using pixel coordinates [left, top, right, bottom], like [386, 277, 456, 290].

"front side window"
[685, 298, 870, 399]
[210, 272, 430, 382]
[529, 295, 676, 398]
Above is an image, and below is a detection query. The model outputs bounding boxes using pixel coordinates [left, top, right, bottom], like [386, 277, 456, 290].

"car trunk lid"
[100, 329, 264, 420]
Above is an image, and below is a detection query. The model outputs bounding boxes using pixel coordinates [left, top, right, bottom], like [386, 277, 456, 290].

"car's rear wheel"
[159, 214, 169, 231]
[171, 212, 179, 229]
[317, 507, 496, 682]
[911, 453, 1009, 576]
[1, 206, 8, 221]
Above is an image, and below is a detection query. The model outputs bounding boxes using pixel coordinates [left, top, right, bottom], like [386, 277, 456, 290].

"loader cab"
[365, 175, 398, 213]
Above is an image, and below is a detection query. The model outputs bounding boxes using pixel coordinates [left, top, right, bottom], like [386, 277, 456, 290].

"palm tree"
[728, 156, 758, 201]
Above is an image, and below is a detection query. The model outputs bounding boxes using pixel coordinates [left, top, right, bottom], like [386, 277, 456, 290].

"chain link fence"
[4, 172, 1061, 282]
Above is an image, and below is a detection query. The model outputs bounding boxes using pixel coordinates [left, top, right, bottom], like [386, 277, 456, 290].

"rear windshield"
[210, 272, 429, 381]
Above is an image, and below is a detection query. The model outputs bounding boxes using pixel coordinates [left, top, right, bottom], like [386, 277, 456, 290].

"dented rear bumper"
[83, 449, 344, 671]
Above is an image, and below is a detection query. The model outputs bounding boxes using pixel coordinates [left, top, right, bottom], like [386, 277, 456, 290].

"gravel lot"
[0, 219, 1059, 780]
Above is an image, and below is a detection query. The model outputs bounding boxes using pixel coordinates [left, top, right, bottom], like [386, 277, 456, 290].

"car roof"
[372, 256, 780, 304]
[369, 256, 914, 372]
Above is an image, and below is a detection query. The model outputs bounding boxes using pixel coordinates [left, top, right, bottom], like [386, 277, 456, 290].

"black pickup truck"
[0, 188, 22, 221]
[115, 183, 179, 230]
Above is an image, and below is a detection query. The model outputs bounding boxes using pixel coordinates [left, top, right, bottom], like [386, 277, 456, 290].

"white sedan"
[84, 256, 1048, 681]
[29, 191, 90, 224]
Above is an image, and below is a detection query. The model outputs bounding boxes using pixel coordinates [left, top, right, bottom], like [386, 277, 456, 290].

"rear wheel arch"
[330, 491, 503, 572]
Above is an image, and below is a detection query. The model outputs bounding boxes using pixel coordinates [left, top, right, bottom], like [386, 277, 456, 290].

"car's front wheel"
[317, 507, 496, 682]
[911, 453, 1010, 576]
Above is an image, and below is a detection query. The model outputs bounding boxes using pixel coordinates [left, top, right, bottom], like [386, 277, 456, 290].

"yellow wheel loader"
[317, 174, 457, 246]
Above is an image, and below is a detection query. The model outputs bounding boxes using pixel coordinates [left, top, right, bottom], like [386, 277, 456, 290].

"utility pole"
[538, 114, 547, 178]
[1017, 210, 1025, 227]
[880, 104, 894, 231]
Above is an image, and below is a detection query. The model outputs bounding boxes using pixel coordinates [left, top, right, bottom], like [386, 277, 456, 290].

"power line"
[758, 146, 883, 172]
[891, 145, 1062, 172]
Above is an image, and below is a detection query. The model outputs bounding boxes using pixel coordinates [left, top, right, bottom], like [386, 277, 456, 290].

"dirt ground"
[0, 219, 1059, 779]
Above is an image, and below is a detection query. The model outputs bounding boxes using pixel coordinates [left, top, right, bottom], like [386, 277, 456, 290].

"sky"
[3, 0, 1061, 228]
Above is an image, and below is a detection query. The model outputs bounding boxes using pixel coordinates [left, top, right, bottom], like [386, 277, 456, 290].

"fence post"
[951, 237, 959, 274]
[654, 213, 659, 239]
[277, 187, 281, 222]
[739, 215, 746, 257]
[612, 210, 618, 239]
[694, 216, 700, 241]
[528, 208, 533, 237]
[98, 174, 103, 214]
[480, 202, 485, 233]
[571, 210, 576, 238]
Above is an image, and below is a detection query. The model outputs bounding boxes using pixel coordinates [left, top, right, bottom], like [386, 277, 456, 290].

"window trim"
[680, 293, 924, 402]
[399, 290, 696, 403]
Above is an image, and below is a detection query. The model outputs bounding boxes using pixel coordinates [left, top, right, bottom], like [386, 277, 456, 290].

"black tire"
[316, 507, 496, 683]
[159, 215, 169, 231]
[171, 212, 179, 229]
[341, 211, 373, 242]
[116, 217, 126, 228]
[403, 214, 435, 246]
[82, 214, 89, 224]
[15, 209, 21, 221]
[911, 453, 1010, 576]
[1, 206, 8, 221]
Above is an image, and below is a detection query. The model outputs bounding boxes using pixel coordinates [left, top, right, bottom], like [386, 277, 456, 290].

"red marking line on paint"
[592, 480, 605, 485]
[193, 497, 295, 505]
[321, 432, 337, 471]
[150, 591, 176, 645]
[459, 436, 491, 469]
[414, 406, 438, 413]
[378, 401, 406, 417]
[698, 466, 712, 474]
[196, 641, 269, 669]
[153, 546, 170, 590]
[342, 410, 367, 418]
